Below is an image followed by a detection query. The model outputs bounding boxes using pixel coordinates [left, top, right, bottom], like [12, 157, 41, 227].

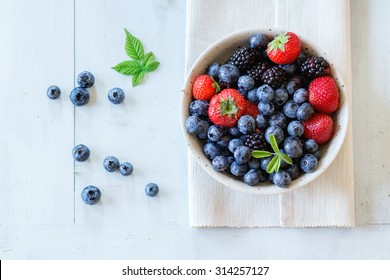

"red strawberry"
[245, 100, 260, 118]
[192, 75, 220, 100]
[208, 89, 246, 127]
[302, 113, 334, 144]
[308, 76, 339, 113]
[266, 32, 301, 64]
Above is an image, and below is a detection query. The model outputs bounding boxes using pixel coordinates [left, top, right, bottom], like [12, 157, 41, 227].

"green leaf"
[269, 134, 280, 154]
[280, 153, 293, 165]
[142, 51, 156, 66]
[252, 150, 273, 158]
[266, 156, 280, 174]
[132, 71, 145, 87]
[144, 61, 160, 72]
[112, 60, 143, 75]
[125, 29, 144, 60]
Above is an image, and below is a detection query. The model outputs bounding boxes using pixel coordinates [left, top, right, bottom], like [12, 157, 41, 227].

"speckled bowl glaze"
[181, 28, 349, 195]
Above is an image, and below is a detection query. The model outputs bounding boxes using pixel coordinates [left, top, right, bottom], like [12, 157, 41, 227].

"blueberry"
[286, 80, 300, 95]
[189, 100, 209, 116]
[233, 146, 252, 164]
[69, 87, 90, 106]
[248, 158, 261, 170]
[185, 116, 208, 135]
[220, 149, 231, 157]
[145, 183, 159, 197]
[300, 154, 318, 173]
[119, 162, 133, 176]
[46, 85, 61, 99]
[237, 115, 255, 134]
[226, 156, 235, 167]
[203, 142, 221, 160]
[243, 169, 263, 186]
[108, 87, 125, 104]
[260, 157, 272, 171]
[207, 62, 221, 80]
[287, 164, 300, 180]
[293, 88, 308, 104]
[218, 64, 240, 84]
[230, 161, 249, 176]
[304, 139, 319, 153]
[278, 63, 297, 75]
[238, 88, 248, 98]
[283, 136, 303, 158]
[255, 114, 268, 129]
[287, 120, 304, 137]
[207, 125, 224, 142]
[268, 112, 287, 129]
[313, 149, 322, 160]
[197, 121, 210, 140]
[238, 75, 255, 91]
[77, 71, 95, 88]
[247, 88, 259, 103]
[248, 33, 268, 49]
[217, 135, 232, 150]
[283, 100, 299, 118]
[296, 102, 315, 121]
[103, 156, 120, 172]
[272, 171, 292, 188]
[228, 126, 242, 137]
[265, 125, 284, 144]
[212, 155, 229, 171]
[72, 144, 90, 162]
[228, 138, 244, 153]
[81, 186, 101, 205]
[257, 85, 275, 103]
[258, 102, 275, 116]
[273, 88, 288, 107]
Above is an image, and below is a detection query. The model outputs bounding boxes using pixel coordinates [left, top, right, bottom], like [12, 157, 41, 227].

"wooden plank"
[351, 0, 390, 225]
[0, 0, 74, 224]
[73, 0, 187, 224]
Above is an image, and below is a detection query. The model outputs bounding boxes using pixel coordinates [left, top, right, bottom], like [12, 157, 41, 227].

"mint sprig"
[251, 134, 293, 173]
[112, 28, 160, 87]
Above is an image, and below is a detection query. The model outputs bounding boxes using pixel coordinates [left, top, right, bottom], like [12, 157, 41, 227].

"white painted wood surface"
[0, 0, 390, 259]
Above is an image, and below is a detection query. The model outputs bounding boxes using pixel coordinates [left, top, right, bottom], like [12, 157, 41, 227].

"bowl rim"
[181, 27, 349, 195]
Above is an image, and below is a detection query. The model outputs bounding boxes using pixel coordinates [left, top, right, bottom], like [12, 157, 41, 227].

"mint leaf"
[125, 29, 144, 61]
[112, 60, 143, 75]
[269, 134, 280, 154]
[144, 61, 160, 72]
[280, 153, 293, 165]
[266, 156, 280, 174]
[142, 51, 156, 66]
[252, 150, 273, 158]
[132, 71, 145, 87]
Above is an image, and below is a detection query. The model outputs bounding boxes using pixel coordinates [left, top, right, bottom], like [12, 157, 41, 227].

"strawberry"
[302, 113, 334, 144]
[192, 75, 220, 100]
[266, 31, 301, 64]
[208, 89, 246, 127]
[245, 100, 260, 118]
[308, 76, 339, 113]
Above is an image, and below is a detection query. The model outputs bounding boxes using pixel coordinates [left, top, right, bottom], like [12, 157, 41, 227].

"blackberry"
[245, 61, 270, 85]
[227, 46, 257, 71]
[299, 56, 330, 79]
[244, 131, 269, 150]
[261, 66, 288, 89]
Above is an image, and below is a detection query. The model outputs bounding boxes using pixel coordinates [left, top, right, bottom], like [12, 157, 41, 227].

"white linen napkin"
[186, 0, 355, 227]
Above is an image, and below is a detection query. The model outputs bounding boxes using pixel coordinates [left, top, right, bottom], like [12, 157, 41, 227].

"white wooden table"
[0, 0, 389, 259]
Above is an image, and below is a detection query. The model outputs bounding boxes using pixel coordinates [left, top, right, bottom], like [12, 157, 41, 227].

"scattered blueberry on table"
[46, 85, 61, 99]
[72, 144, 90, 162]
[81, 186, 101, 205]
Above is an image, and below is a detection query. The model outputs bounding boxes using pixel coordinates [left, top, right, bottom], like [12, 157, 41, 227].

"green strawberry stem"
[219, 97, 239, 117]
[267, 32, 290, 52]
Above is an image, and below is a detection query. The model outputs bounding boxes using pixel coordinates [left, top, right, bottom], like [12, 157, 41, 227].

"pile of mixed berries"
[185, 31, 340, 188]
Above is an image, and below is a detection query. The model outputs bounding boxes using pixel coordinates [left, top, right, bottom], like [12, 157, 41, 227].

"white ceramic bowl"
[181, 28, 349, 195]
